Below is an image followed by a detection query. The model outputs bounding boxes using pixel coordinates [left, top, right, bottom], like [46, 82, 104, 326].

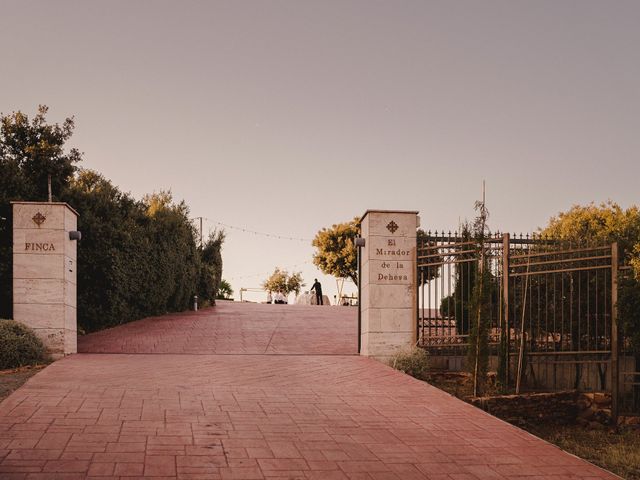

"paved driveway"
[0, 302, 618, 479]
[78, 303, 357, 355]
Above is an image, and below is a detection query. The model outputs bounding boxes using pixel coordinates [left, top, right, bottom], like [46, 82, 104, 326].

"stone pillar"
[12, 202, 78, 358]
[360, 210, 418, 362]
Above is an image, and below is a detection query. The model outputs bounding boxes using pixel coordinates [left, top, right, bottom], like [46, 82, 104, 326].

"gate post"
[12, 202, 79, 358]
[359, 210, 418, 362]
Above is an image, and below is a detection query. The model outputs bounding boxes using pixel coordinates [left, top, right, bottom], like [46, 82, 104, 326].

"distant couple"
[267, 291, 287, 304]
[310, 279, 323, 306]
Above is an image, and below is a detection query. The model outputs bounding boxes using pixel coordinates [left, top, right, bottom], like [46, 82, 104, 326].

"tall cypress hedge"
[62, 170, 222, 332]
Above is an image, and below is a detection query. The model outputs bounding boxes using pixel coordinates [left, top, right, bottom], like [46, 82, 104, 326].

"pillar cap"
[360, 209, 419, 222]
[11, 201, 79, 217]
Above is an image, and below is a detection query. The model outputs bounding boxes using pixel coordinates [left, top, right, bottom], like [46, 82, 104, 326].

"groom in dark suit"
[310, 279, 323, 306]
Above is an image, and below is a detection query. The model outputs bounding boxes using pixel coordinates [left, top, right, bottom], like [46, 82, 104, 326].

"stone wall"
[429, 354, 638, 394]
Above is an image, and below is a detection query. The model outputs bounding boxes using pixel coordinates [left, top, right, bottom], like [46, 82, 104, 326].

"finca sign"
[24, 242, 56, 252]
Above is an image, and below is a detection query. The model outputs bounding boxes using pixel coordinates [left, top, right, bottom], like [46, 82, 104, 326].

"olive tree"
[312, 218, 360, 284]
[263, 268, 305, 296]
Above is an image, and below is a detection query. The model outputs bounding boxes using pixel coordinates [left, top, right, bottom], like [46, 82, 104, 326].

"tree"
[0, 106, 82, 318]
[467, 198, 492, 396]
[199, 230, 225, 304]
[540, 203, 640, 349]
[312, 218, 360, 284]
[216, 279, 233, 300]
[0, 105, 82, 202]
[438, 225, 477, 335]
[416, 229, 443, 285]
[542, 202, 640, 261]
[541, 202, 640, 402]
[263, 268, 305, 296]
[62, 170, 150, 331]
[142, 191, 200, 313]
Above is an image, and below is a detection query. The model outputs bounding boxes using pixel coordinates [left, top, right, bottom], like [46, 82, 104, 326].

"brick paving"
[0, 302, 619, 479]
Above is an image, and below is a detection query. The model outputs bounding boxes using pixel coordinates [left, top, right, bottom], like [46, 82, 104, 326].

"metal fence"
[417, 231, 639, 420]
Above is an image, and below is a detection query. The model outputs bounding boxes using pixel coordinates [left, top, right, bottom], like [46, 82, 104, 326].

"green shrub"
[0, 320, 49, 369]
[390, 346, 429, 381]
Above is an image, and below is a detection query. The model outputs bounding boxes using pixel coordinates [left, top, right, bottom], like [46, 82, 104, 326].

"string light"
[191, 218, 316, 283]
[227, 261, 311, 281]
[196, 217, 313, 242]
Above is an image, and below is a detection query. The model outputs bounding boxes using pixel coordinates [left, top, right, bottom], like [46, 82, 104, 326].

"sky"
[2, 0, 639, 302]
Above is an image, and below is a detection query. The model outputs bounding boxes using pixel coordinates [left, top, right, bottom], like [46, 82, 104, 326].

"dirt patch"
[470, 391, 579, 426]
[426, 370, 499, 397]
[0, 364, 47, 403]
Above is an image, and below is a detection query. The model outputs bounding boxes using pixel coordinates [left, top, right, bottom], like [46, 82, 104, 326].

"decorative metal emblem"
[386, 220, 399, 234]
[32, 212, 46, 227]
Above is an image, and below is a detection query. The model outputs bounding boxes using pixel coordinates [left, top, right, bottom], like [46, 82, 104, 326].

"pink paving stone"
[113, 462, 144, 475]
[257, 458, 309, 470]
[220, 465, 265, 479]
[0, 302, 621, 479]
[246, 448, 274, 459]
[144, 455, 177, 476]
[42, 459, 90, 472]
[34, 433, 71, 450]
[87, 462, 115, 476]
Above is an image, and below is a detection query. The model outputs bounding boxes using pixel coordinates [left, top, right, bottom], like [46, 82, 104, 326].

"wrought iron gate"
[417, 231, 639, 420]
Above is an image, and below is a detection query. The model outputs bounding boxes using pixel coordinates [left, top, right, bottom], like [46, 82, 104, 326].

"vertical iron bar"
[561, 272, 565, 352]
[611, 242, 619, 424]
[570, 272, 574, 353]
[448, 249, 452, 339]
[553, 271, 557, 351]
[545, 273, 548, 352]
[502, 233, 510, 387]
[595, 269, 599, 350]
[537, 271, 541, 351]
[466, 253, 470, 343]
[428, 255, 432, 344]
[605, 267, 609, 350]
[578, 271, 582, 352]
[357, 243, 361, 354]
[420, 268, 424, 346]
[435, 252, 439, 339]
[529, 259, 533, 352]
[587, 270, 591, 352]
[440, 246, 445, 339]
[420, 267, 425, 345]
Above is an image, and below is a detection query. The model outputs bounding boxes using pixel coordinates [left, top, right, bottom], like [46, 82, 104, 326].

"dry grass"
[528, 423, 640, 480]
[390, 346, 430, 381]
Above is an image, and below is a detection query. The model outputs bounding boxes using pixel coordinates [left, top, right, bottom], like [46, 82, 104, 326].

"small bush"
[0, 320, 49, 370]
[391, 346, 429, 381]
